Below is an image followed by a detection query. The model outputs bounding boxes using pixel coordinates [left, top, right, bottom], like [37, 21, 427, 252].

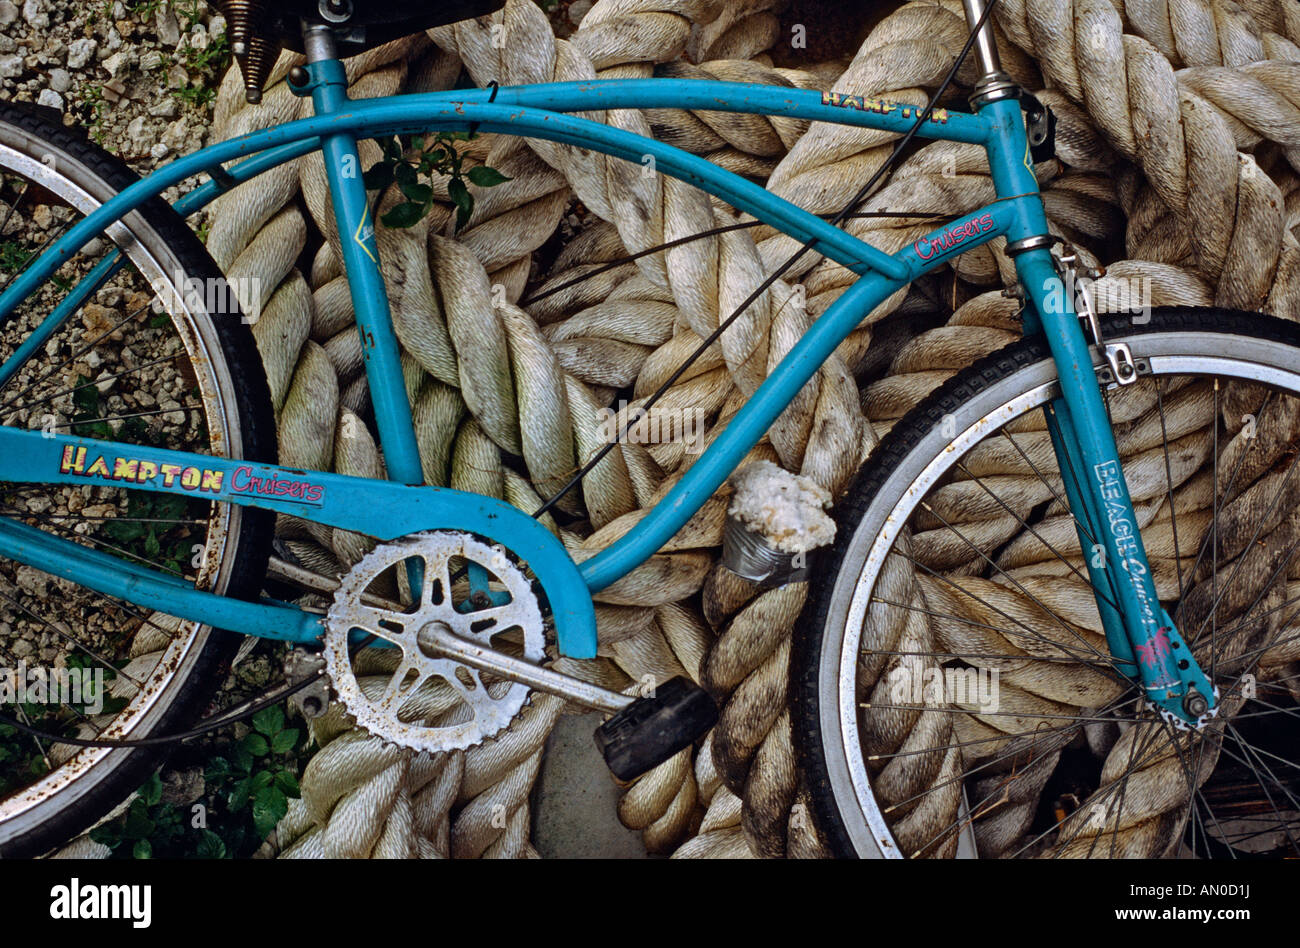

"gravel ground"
[0, 0, 228, 201]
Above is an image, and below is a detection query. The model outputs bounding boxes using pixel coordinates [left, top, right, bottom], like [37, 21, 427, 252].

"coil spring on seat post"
[217, 0, 280, 104]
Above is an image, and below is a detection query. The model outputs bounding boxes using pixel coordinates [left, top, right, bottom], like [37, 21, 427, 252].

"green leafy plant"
[89, 701, 308, 858]
[205, 704, 303, 841]
[363, 133, 511, 232]
[77, 83, 112, 147]
[170, 16, 230, 112]
[101, 491, 193, 575]
[0, 713, 52, 795]
[179, 30, 230, 75]
[90, 771, 183, 859]
[0, 657, 126, 797]
[170, 84, 218, 109]
[128, 0, 166, 19]
[173, 0, 205, 30]
[0, 239, 34, 276]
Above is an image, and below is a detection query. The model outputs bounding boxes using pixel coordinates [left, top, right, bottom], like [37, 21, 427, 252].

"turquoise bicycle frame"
[0, 62, 1213, 720]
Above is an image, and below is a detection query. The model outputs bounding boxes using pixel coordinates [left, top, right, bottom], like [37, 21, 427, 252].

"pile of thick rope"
[59, 0, 1300, 859]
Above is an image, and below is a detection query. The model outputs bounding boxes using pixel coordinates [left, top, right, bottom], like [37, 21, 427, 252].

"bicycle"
[0, 0, 1295, 859]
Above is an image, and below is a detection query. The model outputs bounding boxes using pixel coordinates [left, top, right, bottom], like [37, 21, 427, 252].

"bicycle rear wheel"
[0, 102, 274, 855]
[795, 308, 1300, 858]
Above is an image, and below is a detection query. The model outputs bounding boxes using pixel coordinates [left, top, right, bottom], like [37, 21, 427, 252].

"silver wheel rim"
[818, 330, 1300, 858]
[0, 129, 246, 846]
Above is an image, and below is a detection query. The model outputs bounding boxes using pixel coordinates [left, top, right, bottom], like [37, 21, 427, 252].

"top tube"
[451, 79, 995, 145]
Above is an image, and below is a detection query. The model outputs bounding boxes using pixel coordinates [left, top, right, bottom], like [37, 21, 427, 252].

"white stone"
[102, 50, 129, 77]
[21, 0, 47, 31]
[66, 38, 96, 70]
[35, 87, 60, 110]
[0, 54, 22, 78]
[156, 8, 180, 46]
[0, 1, 17, 29]
[149, 141, 170, 160]
[47, 66, 69, 92]
[125, 114, 148, 149]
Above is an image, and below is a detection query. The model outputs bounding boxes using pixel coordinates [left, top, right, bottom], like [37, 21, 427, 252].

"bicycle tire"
[795, 307, 1300, 858]
[0, 101, 275, 856]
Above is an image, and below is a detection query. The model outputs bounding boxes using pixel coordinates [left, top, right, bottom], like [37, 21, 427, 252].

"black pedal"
[594, 677, 718, 781]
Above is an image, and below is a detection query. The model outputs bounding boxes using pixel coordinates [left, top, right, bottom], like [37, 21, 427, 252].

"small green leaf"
[242, 732, 269, 757]
[467, 165, 512, 188]
[382, 136, 402, 161]
[251, 769, 274, 790]
[380, 202, 427, 229]
[271, 728, 299, 755]
[228, 776, 252, 813]
[143, 770, 163, 806]
[362, 162, 395, 190]
[133, 839, 152, 860]
[448, 177, 473, 231]
[252, 786, 288, 839]
[89, 823, 121, 849]
[274, 770, 301, 798]
[123, 801, 155, 840]
[394, 162, 418, 188]
[205, 757, 232, 783]
[195, 829, 226, 859]
[399, 180, 434, 204]
[252, 705, 283, 737]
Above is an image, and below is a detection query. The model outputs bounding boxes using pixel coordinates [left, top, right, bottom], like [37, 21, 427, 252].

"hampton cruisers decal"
[58, 446, 325, 504]
[821, 90, 950, 124]
[914, 212, 995, 261]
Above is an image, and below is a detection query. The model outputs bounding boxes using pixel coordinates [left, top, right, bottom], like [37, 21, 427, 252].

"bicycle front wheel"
[795, 307, 1300, 858]
[0, 102, 275, 855]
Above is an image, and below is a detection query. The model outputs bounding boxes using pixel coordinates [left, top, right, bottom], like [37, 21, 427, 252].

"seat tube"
[302, 27, 424, 487]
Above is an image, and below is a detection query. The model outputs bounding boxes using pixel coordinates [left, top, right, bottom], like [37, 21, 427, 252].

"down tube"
[579, 194, 1028, 592]
[580, 271, 889, 592]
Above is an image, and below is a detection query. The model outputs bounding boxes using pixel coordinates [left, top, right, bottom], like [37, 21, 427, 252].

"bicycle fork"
[1016, 246, 1215, 726]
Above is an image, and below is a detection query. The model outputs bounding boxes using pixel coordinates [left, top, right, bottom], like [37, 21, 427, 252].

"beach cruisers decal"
[58, 446, 325, 504]
[915, 212, 995, 261]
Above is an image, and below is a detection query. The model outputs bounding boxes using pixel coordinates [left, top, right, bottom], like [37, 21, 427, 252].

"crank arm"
[417, 623, 633, 715]
[272, 555, 632, 713]
[421, 623, 719, 780]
